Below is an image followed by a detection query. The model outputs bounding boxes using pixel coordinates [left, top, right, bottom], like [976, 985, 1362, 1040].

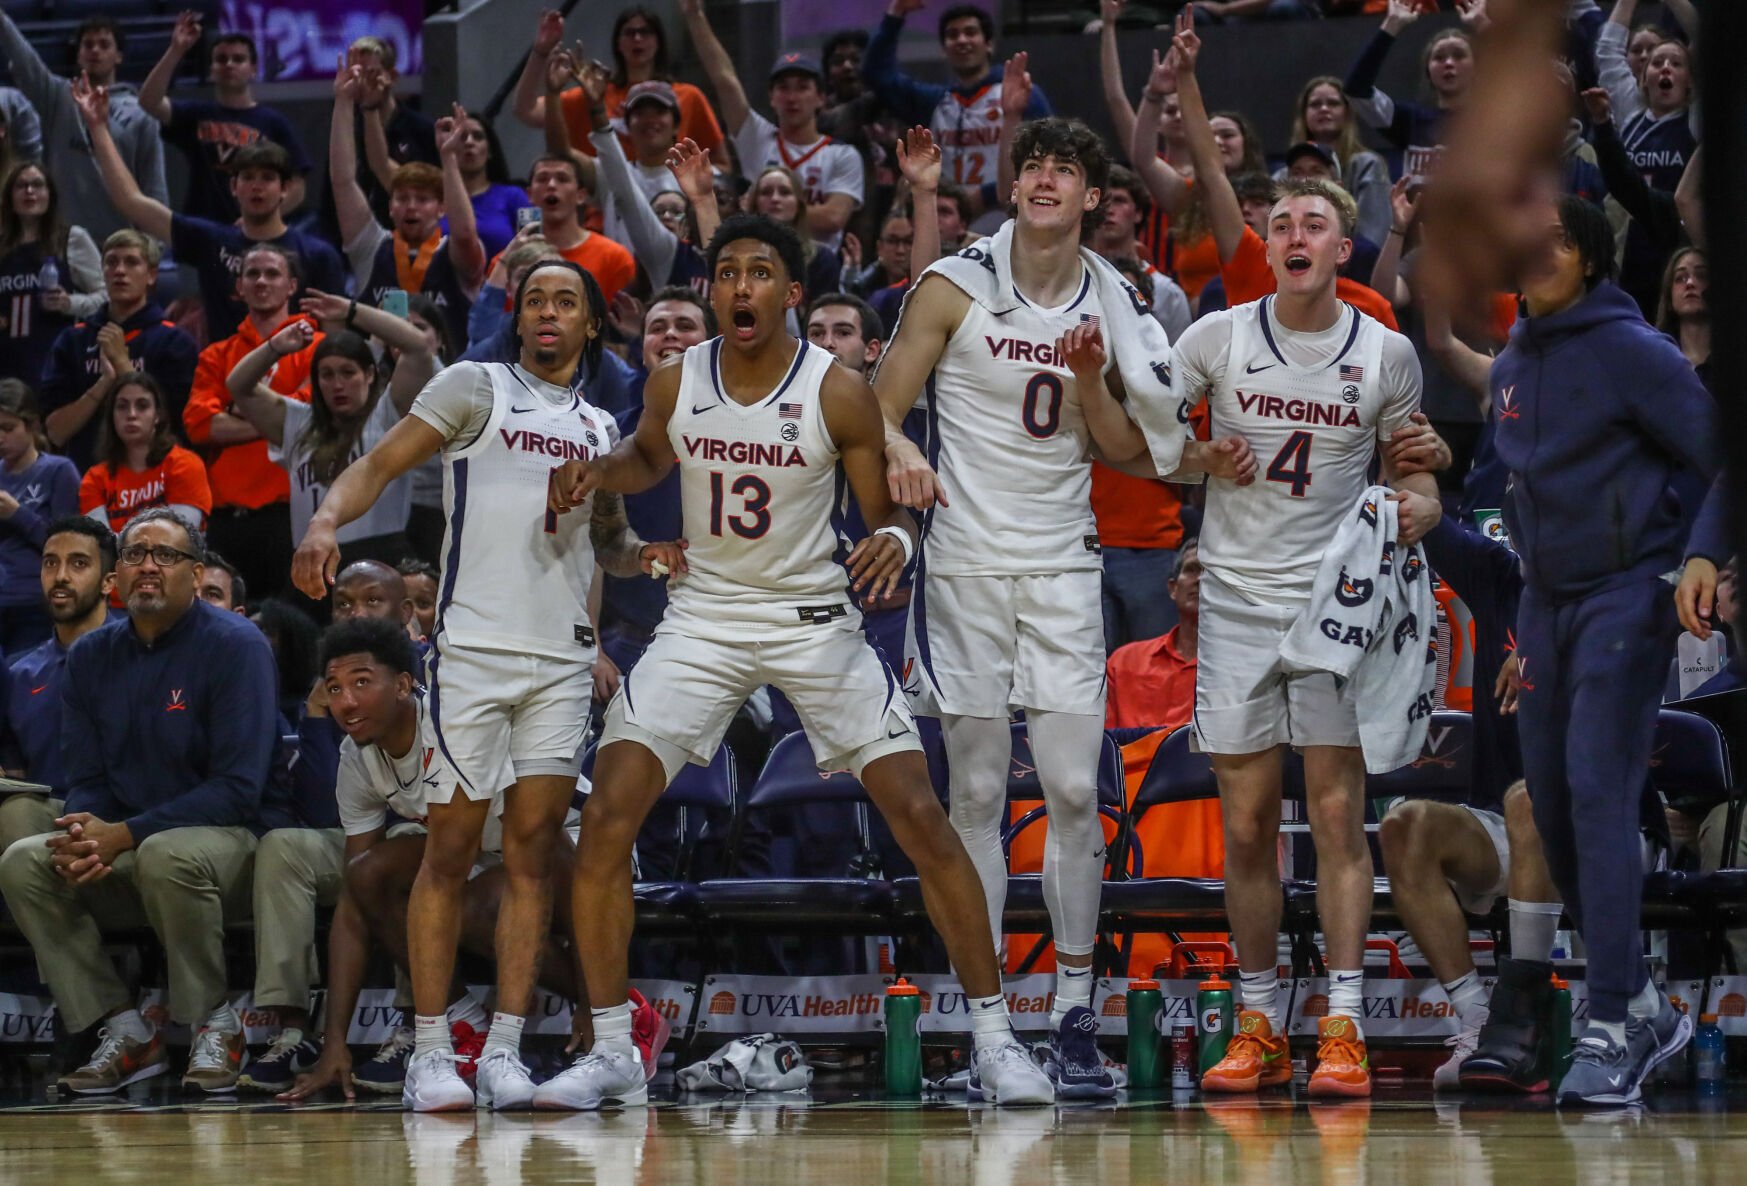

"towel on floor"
[675, 1033, 813, 1093]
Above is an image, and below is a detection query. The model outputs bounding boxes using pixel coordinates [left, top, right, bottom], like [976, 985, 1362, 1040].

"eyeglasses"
[620, 25, 656, 39]
[13, 177, 47, 192]
[118, 544, 200, 568]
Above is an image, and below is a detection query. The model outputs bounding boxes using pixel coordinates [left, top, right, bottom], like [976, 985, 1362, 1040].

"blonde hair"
[102, 228, 162, 268]
[747, 165, 817, 263]
[1272, 177, 1357, 239]
[1289, 76, 1367, 172]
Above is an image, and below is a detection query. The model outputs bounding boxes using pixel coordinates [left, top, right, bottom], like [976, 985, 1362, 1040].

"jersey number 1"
[1266, 431, 1313, 497]
[709, 472, 772, 538]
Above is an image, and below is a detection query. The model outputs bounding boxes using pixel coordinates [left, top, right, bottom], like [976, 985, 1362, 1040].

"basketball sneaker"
[1433, 1023, 1482, 1092]
[969, 1035, 1055, 1106]
[1558, 995, 1692, 1108]
[182, 1024, 247, 1092]
[1459, 957, 1550, 1092]
[473, 1048, 537, 1111]
[57, 1025, 168, 1094]
[1036, 1006, 1116, 1099]
[532, 1046, 648, 1111]
[1307, 1016, 1371, 1098]
[353, 1026, 415, 1094]
[628, 988, 671, 1082]
[404, 1049, 476, 1112]
[238, 1029, 322, 1093]
[1200, 1010, 1292, 1093]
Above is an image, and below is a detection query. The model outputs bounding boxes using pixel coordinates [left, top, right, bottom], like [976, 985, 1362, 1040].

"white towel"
[675, 1034, 813, 1093]
[1279, 485, 1438, 773]
[893, 220, 1188, 476]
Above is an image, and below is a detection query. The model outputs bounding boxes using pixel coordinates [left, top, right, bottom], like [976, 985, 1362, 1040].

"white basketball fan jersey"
[1176, 297, 1420, 601]
[667, 338, 853, 629]
[434, 363, 617, 660]
[922, 271, 1105, 577]
[932, 85, 1007, 190]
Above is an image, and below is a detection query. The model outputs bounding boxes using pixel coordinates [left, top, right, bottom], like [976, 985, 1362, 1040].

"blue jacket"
[1685, 477, 1731, 565]
[0, 454, 79, 608]
[460, 290, 640, 421]
[39, 301, 200, 472]
[1491, 282, 1720, 601]
[63, 599, 296, 842]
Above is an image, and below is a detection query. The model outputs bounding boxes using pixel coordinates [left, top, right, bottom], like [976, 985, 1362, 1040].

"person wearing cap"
[540, 65, 683, 253]
[1274, 142, 1379, 287]
[683, 1, 864, 251]
[78, 78, 346, 343]
[861, 1, 1051, 219]
[138, 14, 312, 224]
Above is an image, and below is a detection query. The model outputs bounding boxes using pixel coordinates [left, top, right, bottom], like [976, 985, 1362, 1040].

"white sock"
[1627, 978, 1662, 1021]
[1441, 970, 1489, 1031]
[1050, 965, 1094, 1031]
[482, 1012, 524, 1058]
[591, 1001, 636, 1058]
[1593, 1019, 1627, 1047]
[970, 993, 1012, 1054]
[1328, 969, 1365, 1034]
[447, 992, 489, 1031]
[1508, 899, 1563, 963]
[108, 1008, 152, 1042]
[1239, 969, 1280, 1030]
[414, 1013, 452, 1058]
[204, 1002, 241, 1035]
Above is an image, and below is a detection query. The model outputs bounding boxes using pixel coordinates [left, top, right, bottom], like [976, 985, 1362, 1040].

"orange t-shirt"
[80, 445, 213, 532]
[184, 315, 317, 510]
[1222, 226, 1400, 331]
[1090, 463, 1184, 551]
[1166, 230, 1224, 308]
[491, 232, 638, 306]
[561, 80, 725, 165]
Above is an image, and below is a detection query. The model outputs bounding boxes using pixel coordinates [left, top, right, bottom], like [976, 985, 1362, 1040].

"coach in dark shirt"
[0, 508, 292, 1093]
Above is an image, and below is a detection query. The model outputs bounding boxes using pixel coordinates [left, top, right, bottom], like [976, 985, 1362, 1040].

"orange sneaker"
[1307, 1016, 1372, 1098]
[1200, 1010, 1292, 1093]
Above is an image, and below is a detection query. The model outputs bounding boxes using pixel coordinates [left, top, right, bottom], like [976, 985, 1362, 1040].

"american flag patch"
[1339, 364, 1364, 383]
[1080, 313, 1101, 327]
[778, 402, 802, 419]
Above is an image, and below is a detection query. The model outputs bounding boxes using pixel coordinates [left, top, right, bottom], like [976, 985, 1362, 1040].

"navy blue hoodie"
[1491, 282, 1720, 601]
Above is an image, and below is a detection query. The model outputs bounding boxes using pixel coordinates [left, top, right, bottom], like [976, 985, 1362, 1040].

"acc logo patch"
[781, 422, 800, 442]
[1341, 384, 1360, 404]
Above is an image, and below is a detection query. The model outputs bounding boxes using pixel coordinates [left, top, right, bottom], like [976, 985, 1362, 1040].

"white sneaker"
[1434, 1025, 1483, 1092]
[532, 1047, 648, 1111]
[972, 1038, 1055, 1107]
[403, 1049, 476, 1112]
[473, 1048, 537, 1111]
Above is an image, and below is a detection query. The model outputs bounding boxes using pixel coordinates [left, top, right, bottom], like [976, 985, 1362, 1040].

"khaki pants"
[252, 828, 344, 1013]
[0, 825, 254, 1032]
[0, 795, 61, 860]
[1699, 802, 1747, 971]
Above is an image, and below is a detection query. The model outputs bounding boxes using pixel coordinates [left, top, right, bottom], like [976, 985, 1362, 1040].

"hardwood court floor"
[3, 1085, 1746, 1185]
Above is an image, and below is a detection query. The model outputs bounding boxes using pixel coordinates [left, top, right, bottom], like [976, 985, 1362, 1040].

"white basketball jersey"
[667, 338, 852, 630]
[933, 85, 1007, 190]
[335, 693, 504, 852]
[923, 272, 1104, 577]
[436, 364, 616, 661]
[274, 395, 408, 546]
[1197, 298, 1403, 601]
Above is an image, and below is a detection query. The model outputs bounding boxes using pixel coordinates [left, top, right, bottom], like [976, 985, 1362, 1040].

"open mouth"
[534, 325, 561, 346]
[1285, 254, 1312, 276]
[48, 587, 73, 605]
[731, 307, 757, 338]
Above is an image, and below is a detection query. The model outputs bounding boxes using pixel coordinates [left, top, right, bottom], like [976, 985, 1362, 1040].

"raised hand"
[71, 72, 109, 128]
[889, 0, 928, 17]
[436, 102, 471, 157]
[270, 318, 319, 356]
[607, 290, 645, 340]
[297, 289, 353, 327]
[840, 231, 863, 273]
[545, 46, 580, 94]
[1455, 0, 1490, 32]
[1389, 175, 1419, 234]
[534, 8, 565, 56]
[1172, 7, 1202, 76]
[666, 137, 716, 203]
[333, 55, 363, 102]
[578, 56, 611, 104]
[1144, 47, 1176, 98]
[1101, 0, 1125, 27]
[1580, 86, 1612, 126]
[1382, 0, 1422, 36]
[1000, 53, 1032, 120]
[894, 126, 942, 191]
[172, 10, 203, 53]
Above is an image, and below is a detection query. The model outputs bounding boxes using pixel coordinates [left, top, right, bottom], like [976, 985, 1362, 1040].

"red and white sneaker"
[628, 989, 671, 1083]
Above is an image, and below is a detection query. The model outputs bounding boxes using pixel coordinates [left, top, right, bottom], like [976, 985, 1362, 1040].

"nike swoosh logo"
[887, 727, 910, 739]
[1245, 362, 1275, 374]
[691, 405, 713, 415]
[510, 404, 537, 414]
[1092, 846, 1107, 859]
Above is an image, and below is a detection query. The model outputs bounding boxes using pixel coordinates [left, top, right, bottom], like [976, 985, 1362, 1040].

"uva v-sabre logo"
[498, 428, 597, 461]
[165, 689, 188, 712]
[1496, 385, 1520, 421]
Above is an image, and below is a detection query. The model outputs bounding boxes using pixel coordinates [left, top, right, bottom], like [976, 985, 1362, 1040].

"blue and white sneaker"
[353, 1025, 415, 1095]
[1037, 1007, 1117, 1100]
[237, 1029, 321, 1093]
[1557, 996, 1692, 1108]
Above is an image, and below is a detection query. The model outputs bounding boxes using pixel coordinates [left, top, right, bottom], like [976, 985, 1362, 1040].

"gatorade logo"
[709, 991, 736, 1015]
[1199, 1006, 1224, 1032]
[1719, 993, 1746, 1017]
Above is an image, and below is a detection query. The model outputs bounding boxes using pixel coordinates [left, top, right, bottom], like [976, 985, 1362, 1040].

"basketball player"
[1169, 133, 1436, 1094]
[537, 213, 1054, 1109]
[871, 116, 1252, 1098]
[291, 261, 648, 1112]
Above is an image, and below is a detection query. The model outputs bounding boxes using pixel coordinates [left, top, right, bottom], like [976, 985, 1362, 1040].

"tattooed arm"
[589, 489, 649, 579]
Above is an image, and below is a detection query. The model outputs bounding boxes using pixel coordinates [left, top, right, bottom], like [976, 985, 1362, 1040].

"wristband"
[874, 525, 915, 565]
[345, 299, 358, 329]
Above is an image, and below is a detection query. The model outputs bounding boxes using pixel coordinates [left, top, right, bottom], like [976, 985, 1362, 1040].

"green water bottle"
[1546, 975, 1573, 1090]
[1126, 979, 1164, 1088]
[1197, 975, 1236, 1075]
[885, 979, 922, 1096]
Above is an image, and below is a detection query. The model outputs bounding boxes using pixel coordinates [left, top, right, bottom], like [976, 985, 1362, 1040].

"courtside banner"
[1090, 978, 1203, 1038]
[0, 993, 53, 1044]
[514, 980, 699, 1040]
[1706, 977, 1747, 1034]
[901, 974, 1058, 1033]
[1287, 978, 1495, 1039]
[695, 974, 889, 1035]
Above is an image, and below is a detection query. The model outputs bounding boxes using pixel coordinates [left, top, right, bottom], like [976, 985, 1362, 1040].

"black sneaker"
[237, 1029, 321, 1093]
[1459, 957, 1551, 1093]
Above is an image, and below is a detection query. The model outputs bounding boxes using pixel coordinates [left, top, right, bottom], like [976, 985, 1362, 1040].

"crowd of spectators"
[0, 0, 1734, 1094]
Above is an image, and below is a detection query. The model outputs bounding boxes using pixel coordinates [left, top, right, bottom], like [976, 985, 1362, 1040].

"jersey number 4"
[1266, 431, 1313, 497]
[709, 472, 772, 538]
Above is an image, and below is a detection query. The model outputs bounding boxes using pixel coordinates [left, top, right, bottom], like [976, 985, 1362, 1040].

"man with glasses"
[0, 508, 296, 1095]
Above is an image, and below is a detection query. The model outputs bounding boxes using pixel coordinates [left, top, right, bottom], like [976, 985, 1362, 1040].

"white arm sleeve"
[1595, 21, 1646, 129]
[589, 129, 677, 286]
